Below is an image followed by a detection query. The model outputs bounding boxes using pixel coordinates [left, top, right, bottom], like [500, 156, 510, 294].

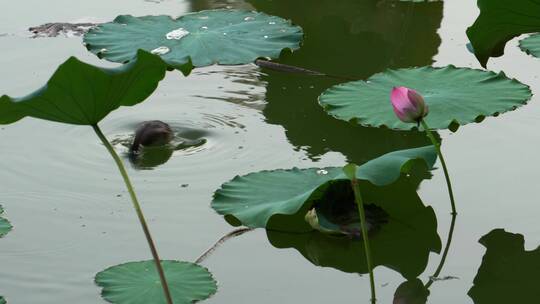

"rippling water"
[1, 0, 540, 303]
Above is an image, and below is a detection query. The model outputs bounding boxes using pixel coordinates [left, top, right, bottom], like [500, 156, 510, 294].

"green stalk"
[420, 120, 457, 215]
[425, 214, 456, 289]
[348, 171, 377, 304]
[92, 124, 173, 304]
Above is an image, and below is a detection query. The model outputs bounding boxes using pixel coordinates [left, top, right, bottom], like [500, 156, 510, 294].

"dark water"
[1, 0, 540, 303]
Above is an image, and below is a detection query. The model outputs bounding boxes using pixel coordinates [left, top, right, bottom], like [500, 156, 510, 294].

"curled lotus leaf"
[319, 66, 532, 132]
[0, 50, 167, 126]
[95, 260, 217, 304]
[84, 9, 303, 74]
[211, 146, 436, 232]
[267, 178, 441, 279]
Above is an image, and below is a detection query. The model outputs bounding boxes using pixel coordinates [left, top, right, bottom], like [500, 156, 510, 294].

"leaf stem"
[195, 228, 254, 264]
[92, 124, 173, 304]
[420, 119, 457, 215]
[254, 59, 358, 81]
[349, 173, 377, 304]
[425, 213, 457, 289]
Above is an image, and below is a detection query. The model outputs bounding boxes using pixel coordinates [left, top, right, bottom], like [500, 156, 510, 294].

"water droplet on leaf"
[166, 27, 189, 40]
[151, 46, 170, 55]
[317, 169, 329, 175]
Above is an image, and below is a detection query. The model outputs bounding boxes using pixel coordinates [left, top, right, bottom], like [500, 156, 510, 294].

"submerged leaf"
[212, 146, 436, 232]
[95, 260, 217, 304]
[319, 66, 531, 131]
[468, 229, 540, 303]
[0, 205, 12, 238]
[466, 0, 540, 67]
[267, 178, 441, 279]
[84, 9, 303, 74]
[0, 50, 167, 126]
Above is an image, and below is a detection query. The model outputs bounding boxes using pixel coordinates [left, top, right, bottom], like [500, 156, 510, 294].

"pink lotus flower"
[390, 87, 429, 123]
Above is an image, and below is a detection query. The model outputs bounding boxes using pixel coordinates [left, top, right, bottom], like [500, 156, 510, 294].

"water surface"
[1, 0, 540, 303]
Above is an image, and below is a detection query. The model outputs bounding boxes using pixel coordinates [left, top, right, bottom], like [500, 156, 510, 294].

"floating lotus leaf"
[267, 178, 441, 279]
[466, 0, 540, 67]
[520, 34, 540, 58]
[0, 50, 166, 126]
[0, 296, 5, 304]
[319, 66, 532, 131]
[212, 146, 436, 232]
[84, 9, 303, 74]
[95, 260, 217, 304]
[0, 205, 12, 238]
[468, 229, 540, 304]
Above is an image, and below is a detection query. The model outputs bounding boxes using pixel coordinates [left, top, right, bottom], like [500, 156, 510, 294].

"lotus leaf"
[0, 50, 166, 126]
[520, 34, 540, 58]
[466, 0, 540, 67]
[212, 146, 436, 232]
[95, 260, 217, 304]
[267, 178, 441, 279]
[0, 296, 5, 304]
[0, 205, 12, 238]
[319, 66, 531, 131]
[84, 10, 303, 74]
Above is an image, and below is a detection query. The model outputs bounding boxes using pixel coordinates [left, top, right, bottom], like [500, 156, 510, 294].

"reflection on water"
[266, 178, 441, 279]
[188, 0, 254, 11]
[468, 229, 540, 304]
[193, 65, 268, 111]
[187, 0, 444, 164]
[248, 0, 443, 164]
[5, 0, 539, 303]
[393, 279, 430, 304]
[249, 0, 443, 77]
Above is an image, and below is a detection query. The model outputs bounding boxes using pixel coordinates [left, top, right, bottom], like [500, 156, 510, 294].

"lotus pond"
[1, 0, 540, 303]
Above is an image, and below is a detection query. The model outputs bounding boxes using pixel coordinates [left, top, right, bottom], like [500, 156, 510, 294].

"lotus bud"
[390, 87, 429, 124]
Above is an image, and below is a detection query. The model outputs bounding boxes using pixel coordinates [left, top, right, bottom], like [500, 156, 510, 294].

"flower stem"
[92, 124, 173, 304]
[349, 174, 377, 304]
[420, 120, 457, 215]
[425, 213, 456, 289]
